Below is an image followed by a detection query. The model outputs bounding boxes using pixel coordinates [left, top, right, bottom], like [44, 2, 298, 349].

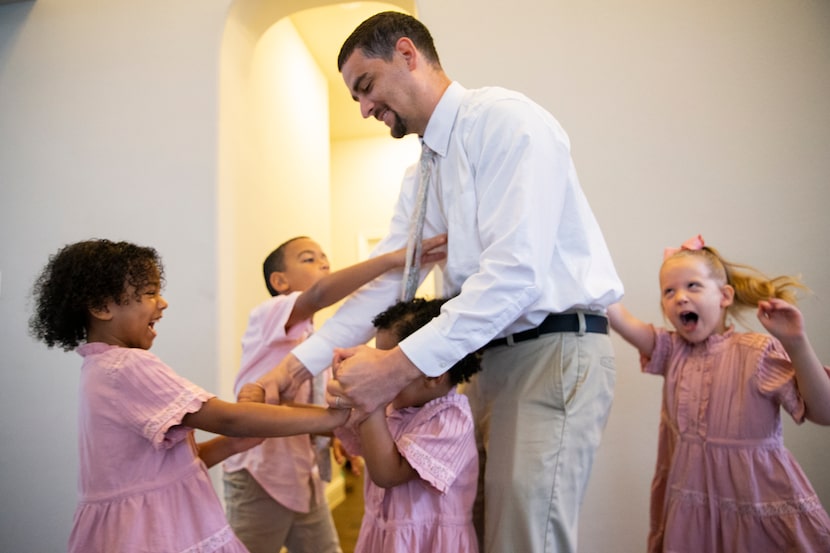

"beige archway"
[217, 0, 417, 397]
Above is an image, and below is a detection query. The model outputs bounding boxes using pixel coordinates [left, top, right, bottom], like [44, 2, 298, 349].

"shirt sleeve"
[236, 293, 309, 391]
[111, 349, 214, 449]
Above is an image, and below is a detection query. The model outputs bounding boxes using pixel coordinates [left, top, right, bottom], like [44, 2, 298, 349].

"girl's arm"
[758, 299, 830, 425]
[196, 435, 264, 468]
[287, 234, 447, 327]
[182, 398, 350, 438]
[357, 408, 418, 489]
[607, 302, 656, 358]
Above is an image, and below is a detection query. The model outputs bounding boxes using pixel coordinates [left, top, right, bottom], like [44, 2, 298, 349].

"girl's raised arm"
[288, 234, 447, 326]
[607, 303, 656, 358]
[758, 299, 830, 425]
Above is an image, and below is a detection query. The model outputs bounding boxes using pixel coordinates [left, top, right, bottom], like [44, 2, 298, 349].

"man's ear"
[720, 284, 735, 308]
[395, 37, 417, 69]
[269, 272, 290, 295]
[88, 303, 113, 321]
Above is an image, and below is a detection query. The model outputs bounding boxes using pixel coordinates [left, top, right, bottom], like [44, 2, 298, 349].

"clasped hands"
[239, 346, 420, 427]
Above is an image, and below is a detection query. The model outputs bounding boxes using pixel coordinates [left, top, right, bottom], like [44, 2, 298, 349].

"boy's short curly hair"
[29, 239, 164, 351]
[372, 297, 481, 385]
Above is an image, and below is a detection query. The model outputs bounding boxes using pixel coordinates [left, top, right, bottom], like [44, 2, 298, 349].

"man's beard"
[390, 112, 407, 138]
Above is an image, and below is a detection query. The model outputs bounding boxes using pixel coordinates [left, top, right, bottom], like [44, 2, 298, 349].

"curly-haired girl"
[29, 239, 348, 553]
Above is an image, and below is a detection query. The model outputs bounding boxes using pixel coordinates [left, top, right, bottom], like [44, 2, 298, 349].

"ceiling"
[291, 2, 408, 142]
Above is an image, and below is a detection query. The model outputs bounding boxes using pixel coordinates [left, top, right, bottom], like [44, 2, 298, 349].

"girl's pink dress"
[645, 327, 830, 553]
[337, 388, 479, 553]
[69, 343, 249, 553]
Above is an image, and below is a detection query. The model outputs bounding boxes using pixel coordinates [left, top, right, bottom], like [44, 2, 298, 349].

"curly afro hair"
[29, 239, 164, 351]
[372, 297, 481, 385]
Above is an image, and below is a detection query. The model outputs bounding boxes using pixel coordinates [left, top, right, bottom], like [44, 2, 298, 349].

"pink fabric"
[70, 343, 248, 553]
[643, 327, 830, 552]
[336, 389, 479, 553]
[223, 293, 326, 513]
[663, 234, 705, 260]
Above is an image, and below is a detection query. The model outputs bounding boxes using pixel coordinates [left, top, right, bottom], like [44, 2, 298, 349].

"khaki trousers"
[223, 469, 342, 553]
[463, 330, 616, 553]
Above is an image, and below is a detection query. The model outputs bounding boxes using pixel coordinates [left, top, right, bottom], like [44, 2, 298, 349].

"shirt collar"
[422, 81, 465, 158]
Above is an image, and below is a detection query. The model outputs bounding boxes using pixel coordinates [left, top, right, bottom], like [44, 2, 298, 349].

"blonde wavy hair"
[667, 246, 806, 318]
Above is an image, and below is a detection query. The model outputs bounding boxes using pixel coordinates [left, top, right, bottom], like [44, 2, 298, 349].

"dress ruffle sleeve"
[110, 348, 214, 449]
[642, 326, 671, 376]
[753, 335, 813, 424]
[392, 392, 476, 494]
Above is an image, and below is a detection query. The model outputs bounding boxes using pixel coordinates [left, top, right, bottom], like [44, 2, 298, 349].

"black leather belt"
[482, 313, 608, 350]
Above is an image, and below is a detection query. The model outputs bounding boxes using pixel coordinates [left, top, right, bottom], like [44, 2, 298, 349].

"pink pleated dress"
[644, 328, 830, 553]
[337, 388, 479, 553]
[69, 343, 249, 553]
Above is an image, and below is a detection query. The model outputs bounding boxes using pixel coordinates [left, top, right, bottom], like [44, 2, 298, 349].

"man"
[259, 11, 623, 553]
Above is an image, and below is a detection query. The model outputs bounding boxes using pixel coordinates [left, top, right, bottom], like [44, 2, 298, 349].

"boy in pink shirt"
[224, 234, 446, 553]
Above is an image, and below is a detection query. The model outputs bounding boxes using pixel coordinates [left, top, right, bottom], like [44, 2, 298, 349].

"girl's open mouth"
[679, 311, 699, 330]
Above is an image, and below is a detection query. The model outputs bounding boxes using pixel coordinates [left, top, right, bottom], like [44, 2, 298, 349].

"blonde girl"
[608, 235, 830, 552]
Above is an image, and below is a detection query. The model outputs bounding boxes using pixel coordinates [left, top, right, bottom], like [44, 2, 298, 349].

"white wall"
[0, 1, 232, 551]
[1, 1, 828, 552]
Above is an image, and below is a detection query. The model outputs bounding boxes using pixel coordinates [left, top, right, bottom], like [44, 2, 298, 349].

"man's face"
[341, 48, 415, 138]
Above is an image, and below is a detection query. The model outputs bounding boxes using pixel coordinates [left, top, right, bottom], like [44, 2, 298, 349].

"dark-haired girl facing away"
[335, 298, 481, 553]
[29, 239, 348, 553]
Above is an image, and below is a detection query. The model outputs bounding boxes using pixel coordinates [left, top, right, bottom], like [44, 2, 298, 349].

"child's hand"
[418, 233, 448, 265]
[758, 298, 806, 346]
[332, 437, 364, 476]
[237, 382, 267, 404]
[389, 233, 448, 268]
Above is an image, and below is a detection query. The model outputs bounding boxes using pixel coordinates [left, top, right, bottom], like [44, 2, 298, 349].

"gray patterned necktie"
[401, 144, 436, 301]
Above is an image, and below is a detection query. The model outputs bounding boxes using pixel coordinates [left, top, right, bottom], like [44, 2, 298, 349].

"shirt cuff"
[399, 323, 465, 378]
[292, 334, 336, 377]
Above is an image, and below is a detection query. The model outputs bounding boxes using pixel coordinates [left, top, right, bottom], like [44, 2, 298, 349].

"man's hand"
[237, 383, 266, 403]
[256, 353, 312, 404]
[327, 345, 420, 413]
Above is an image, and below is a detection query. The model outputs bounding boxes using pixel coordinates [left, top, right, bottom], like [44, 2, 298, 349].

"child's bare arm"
[287, 234, 447, 326]
[758, 299, 830, 424]
[357, 408, 418, 489]
[608, 302, 656, 358]
[196, 435, 264, 468]
[183, 398, 349, 438]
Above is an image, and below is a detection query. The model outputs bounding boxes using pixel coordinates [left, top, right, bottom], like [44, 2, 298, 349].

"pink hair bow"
[663, 234, 705, 260]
